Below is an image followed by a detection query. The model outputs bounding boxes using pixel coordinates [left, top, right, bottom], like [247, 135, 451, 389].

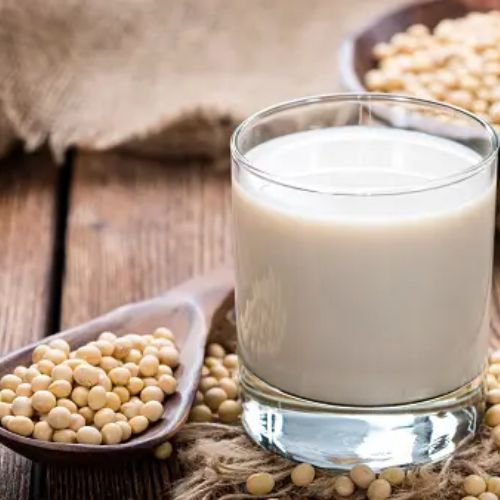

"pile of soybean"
[0, 328, 178, 449]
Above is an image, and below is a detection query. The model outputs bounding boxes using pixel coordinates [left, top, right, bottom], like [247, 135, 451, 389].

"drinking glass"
[231, 94, 498, 469]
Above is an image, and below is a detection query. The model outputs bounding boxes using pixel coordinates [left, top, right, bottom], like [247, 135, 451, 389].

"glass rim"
[230, 93, 499, 196]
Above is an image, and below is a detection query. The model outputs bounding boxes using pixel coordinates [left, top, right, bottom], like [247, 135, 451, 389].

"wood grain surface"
[0, 152, 57, 500]
[43, 152, 231, 498]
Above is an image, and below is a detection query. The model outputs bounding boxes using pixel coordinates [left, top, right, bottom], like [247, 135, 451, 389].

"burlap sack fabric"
[0, 0, 403, 163]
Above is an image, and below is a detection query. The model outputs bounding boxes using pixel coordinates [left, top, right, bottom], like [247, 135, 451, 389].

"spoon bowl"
[0, 268, 233, 464]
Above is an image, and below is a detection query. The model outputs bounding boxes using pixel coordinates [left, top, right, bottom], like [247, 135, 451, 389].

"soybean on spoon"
[0, 268, 233, 464]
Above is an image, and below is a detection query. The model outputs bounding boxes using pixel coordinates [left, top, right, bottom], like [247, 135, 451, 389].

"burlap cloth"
[173, 297, 500, 500]
[0, 0, 405, 164]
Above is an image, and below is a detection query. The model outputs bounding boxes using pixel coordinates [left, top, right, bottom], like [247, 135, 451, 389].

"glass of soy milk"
[231, 94, 499, 470]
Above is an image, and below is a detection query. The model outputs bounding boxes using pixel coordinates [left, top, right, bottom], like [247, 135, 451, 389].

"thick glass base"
[240, 364, 485, 471]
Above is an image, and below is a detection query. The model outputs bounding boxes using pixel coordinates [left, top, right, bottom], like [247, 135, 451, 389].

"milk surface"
[233, 126, 496, 406]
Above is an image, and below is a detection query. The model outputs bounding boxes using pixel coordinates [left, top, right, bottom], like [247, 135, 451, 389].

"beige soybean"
[129, 415, 149, 434]
[44, 349, 66, 365]
[53, 429, 76, 443]
[49, 380, 72, 398]
[350, 464, 376, 489]
[127, 377, 144, 395]
[31, 374, 51, 392]
[380, 467, 405, 486]
[157, 375, 176, 395]
[15, 383, 32, 397]
[1, 415, 13, 428]
[101, 422, 122, 444]
[218, 400, 242, 423]
[189, 404, 212, 423]
[335, 475, 356, 497]
[207, 343, 226, 359]
[154, 441, 173, 460]
[210, 365, 229, 380]
[97, 373, 112, 392]
[37, 359, 55, 376]
[464, 475, 487, 496]
[157, 365, 173, 377]
[204, 357, 221, 368]
[291, 463, 315, 487]
[123, 363, 139, 377]
[95, 340, 115, 357]
[100, 356, 122, 372]
[223, 354, 238, 369]
[142, 377, 158, 387]
[367, 478, 392, 500]
[143, 346, 160, 358]
[109, 367, 131, 386]
[99, 332, 117, 342]
[117, 421, 132, 441]
[125, 349, 142, 364]
[32, 390, 57, 413]
[199, 377, 218, 393]
[140, 386, 164, 403]
[13, 366, 27, 380]
[32, 345, 49, 363]
[88, 386, 107, 410]
[139, 355, 159, 377]
[113, 338, 132, 359]
[76, 345, 102, 365]
[105, 392, 122, 411]
[25, 367, 41, 383]
[94, 408, 115, 429]
[0, 402, 11, 418]
[71, 386, 89, 407]
[488, 476, 500, 495]
[154, 327, 175, 341]
[121, 402, 142, 419]
[11, 397, 33, 418]
[78, 406, 95, 425]
[73, 365, 100, 387]
[159, 346, 179, 368]
[68, 413, 86, 431]
[76, 425, 102, 444]
[48, 406, 71, 430]
[33, 421, 53, 441]
[140, 401, 163, 422]
[488, 390, 500, 405]
[218, 378, 238, 399]
[479, 493, 499, 500]
[8, 416, 34, 436]
[0, 389, 16, 403]
[204, 387, 227, 411]
[49, 339, 70, 355]
[1, 374, 22, 391]
[51, 364, 73, 383]
[113, 386, 130, 403]
[486, 406, 500, 427]
[246, 472, 275, 495]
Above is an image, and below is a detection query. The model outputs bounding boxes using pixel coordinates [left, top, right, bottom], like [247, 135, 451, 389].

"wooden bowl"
[339, 0, 500, 93]
[0, 268, 233, 464]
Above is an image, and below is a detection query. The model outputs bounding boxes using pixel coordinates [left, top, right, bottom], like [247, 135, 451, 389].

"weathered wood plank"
[0, 152, 57, 500]
[44, 152, 231, 499]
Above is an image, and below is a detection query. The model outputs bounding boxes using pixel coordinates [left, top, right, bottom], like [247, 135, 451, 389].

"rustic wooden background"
[1, 0, 498, 499]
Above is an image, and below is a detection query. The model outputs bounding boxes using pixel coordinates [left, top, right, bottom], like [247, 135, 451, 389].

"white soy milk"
[233, 126, 496, 406]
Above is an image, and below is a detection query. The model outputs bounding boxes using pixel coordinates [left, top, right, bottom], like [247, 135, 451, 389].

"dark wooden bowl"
[0, 268, 233, 464]
[339, 0, 500, 93]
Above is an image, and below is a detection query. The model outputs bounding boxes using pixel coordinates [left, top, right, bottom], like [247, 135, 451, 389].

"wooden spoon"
[0, 268, 233, 464]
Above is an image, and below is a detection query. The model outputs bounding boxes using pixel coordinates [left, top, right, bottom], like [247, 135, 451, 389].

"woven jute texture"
[0, 0, 403, 163]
